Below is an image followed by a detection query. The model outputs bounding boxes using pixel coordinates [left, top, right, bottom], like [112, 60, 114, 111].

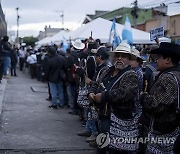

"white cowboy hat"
[72, 39, 85, 50]
[109, 41, 131, 54]
[131, 47, 144, 61]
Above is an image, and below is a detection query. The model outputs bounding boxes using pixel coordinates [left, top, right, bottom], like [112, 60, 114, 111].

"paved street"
[0, 70, 96, 154]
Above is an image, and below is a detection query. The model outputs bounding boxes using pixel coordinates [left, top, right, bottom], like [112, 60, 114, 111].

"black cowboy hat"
[149, 42, 180, 56]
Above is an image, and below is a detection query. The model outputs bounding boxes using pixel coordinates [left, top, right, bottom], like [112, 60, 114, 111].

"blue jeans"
[85, 119, 97, 134]
[49, 81, 64, 106]
[3, 57, 11, 75]
[66, 82, 76, 109]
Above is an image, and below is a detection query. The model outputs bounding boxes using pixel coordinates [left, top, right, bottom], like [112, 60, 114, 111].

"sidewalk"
[0, 71, 96, 153]
[0, 78, 7, 116]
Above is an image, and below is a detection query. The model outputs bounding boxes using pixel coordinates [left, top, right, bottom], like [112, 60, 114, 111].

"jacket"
[44, 54, 65, 83]
[89, 66, 138, 119]
[142, 66, 180, 134]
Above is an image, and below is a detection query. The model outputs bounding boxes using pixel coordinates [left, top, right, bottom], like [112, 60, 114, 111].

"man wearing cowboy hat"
[88, 42, 139, 153]
[141, 42, 180, 154]
[72, 39, 85, 51]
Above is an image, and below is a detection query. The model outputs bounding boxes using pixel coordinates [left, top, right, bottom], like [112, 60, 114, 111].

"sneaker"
[89, 141, 98, 148]
[86, 133, 97, 143]
[48, 105, 57, 109]
[77, 130, 91, 137]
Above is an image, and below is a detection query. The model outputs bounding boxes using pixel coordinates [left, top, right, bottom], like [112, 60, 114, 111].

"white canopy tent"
[68, 18, 171, 44]
[35, 30, 69, 47]
[35, 36, 52, 47]
[50, 30, 69, 45]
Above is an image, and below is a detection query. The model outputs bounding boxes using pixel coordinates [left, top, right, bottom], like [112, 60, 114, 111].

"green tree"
[22, 36, 38, 46]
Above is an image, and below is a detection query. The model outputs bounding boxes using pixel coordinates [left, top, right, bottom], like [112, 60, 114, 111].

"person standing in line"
[65, 48, 77, 111]
[130, 47, 144, 109]
[1, 36, 12, 78]
[77, 46, 110, 145]
[88, 42, 139, 153]
[18, 46, 26, 71]
[42, 47, 52, 101]
[10, 47, 18, 76]
[26, 50, 37, 79]
[44, 47, 66, 109]
[141, 42, 180, 154]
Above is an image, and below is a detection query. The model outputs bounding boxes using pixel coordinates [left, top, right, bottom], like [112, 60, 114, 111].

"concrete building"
[168, 14, 180, 44]
[82, 7, 162, 27]
[137, 14, 180, 44]
[0, 0, 7, 38]
[37, 25, 63, 40]
[82, 4, 180, 44]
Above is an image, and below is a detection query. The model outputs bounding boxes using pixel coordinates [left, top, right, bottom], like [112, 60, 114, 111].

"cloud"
[2, 0, 180, 38]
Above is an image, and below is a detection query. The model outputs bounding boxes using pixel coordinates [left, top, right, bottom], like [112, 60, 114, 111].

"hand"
[85, 77, 91, 85]
[140, 92, 148, 102]
[155, 37, 159, 45]
[88, 93, 95, 102]
[94, 93, 102, 103]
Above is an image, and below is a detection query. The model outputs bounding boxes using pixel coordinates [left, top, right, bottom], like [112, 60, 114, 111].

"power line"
[139, 0, 180, 8]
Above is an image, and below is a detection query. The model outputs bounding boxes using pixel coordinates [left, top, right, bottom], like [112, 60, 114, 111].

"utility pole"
[55, 10, 64, 29]
[131, 0, 138, 28]
[16, 7, 20, 43]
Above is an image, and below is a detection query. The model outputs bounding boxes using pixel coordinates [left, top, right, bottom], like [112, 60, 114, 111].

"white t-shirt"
[18, 49, 26, 58]
[26, 54, 37, 64]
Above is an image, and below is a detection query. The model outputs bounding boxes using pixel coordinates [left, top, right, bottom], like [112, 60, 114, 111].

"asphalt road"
[0, 70, 96, 154]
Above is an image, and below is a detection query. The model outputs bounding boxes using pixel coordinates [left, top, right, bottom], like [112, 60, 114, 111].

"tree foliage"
[22, 36, 38, 46]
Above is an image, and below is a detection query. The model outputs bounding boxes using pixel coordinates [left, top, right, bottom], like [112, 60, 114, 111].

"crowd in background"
[0, 35, 180, 154]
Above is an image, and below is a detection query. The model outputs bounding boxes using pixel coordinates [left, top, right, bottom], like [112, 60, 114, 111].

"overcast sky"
[1, 0, 180, 38]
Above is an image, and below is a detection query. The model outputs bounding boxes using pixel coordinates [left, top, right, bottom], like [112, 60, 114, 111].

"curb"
[0, 79, 7, 116]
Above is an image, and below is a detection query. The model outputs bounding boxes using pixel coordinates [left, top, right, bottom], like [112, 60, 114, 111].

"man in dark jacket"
[78, 46, 110, 144]
[141, 42, 180, 154]
[88, 42, 139, 153]
[44, 47, 66, 109]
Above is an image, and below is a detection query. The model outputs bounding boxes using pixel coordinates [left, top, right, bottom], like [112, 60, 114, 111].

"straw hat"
[131, 47, 144, 61]
[110, 41, 131, 54]
[72, 39, 85, 50]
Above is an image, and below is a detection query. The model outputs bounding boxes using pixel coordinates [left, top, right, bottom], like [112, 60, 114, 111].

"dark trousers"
[29, 63, 37, 79]
[19, 57, 24, 71]
[11, 63, 17, 76]
[0, 58, 3, 80]
[47, 82, 52, 100]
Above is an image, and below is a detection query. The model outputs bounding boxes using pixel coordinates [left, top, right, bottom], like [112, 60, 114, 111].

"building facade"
[37, 25, 64, 40]
[0, 1, 7, 38]
[137, 14, 180, 44]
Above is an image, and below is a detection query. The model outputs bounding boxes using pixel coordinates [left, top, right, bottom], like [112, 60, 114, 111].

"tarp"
[35, 30, 69, 47]
[50, 30, 69, 44]
[68, 18, 171, 44]
[35, 36, 52, 47]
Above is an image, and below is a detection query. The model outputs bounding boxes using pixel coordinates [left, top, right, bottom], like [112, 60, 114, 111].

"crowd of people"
[0, 35, 180, 154]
